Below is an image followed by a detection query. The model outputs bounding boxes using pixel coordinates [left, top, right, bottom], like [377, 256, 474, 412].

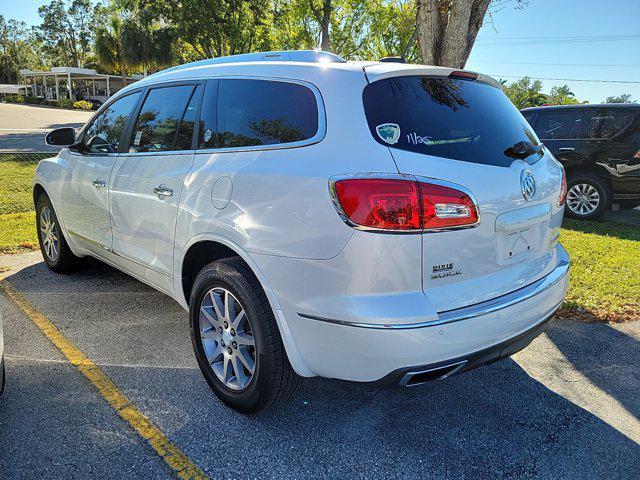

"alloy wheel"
[199, 287, 256, 391]
[567, 183, 600, 216]
[39, 206, 60, 262]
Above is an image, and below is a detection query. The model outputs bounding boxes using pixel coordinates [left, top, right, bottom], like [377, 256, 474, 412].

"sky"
[1, 0, 639, 104]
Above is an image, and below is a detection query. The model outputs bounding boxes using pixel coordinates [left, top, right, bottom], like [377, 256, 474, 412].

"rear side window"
[215, 79, 318, 148]
[535, 111, 581, 140]
[128, 84, 196, 153]
[586, 108, 634, 139]
[363, 76, 541, 167]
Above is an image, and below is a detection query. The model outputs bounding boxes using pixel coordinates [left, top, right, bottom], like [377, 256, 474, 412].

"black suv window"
[82, 92, 141, 153]
[212, 79, 318, 149]
[534, 111, 581, 140]
[362, 76, 541, 167]
[586, 108, 634, 139]
[128, 85, 197, 153]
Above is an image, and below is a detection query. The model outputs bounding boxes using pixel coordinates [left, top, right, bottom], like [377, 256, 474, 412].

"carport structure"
[19, 67, 135, 102]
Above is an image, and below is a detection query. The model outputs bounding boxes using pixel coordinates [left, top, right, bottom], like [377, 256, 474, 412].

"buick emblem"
[520, 170, 536, 201]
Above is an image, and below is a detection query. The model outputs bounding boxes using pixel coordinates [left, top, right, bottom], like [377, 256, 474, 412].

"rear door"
[583, 107, 640, 196]
[362, 73, 565, 311]
[109, 82, 201, 290]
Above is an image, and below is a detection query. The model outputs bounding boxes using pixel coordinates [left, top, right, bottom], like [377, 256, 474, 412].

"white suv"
[37, 50, 569, 413]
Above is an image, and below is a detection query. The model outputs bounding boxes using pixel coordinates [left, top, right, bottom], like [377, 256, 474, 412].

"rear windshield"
[363, 76, 541, 167]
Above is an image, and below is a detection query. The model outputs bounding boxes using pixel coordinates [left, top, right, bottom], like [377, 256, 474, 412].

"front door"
[60, 91, 142, 252]
[533, 108, 584, 166]
[109, 83, 201, 289]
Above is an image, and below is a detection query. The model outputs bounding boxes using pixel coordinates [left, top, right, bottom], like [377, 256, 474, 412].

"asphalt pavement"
[0, 103, 92, 153]
[0, 251, 638, 479]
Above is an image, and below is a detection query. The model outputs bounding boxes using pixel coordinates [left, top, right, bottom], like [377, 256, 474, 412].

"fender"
[175, 232, 315, 378]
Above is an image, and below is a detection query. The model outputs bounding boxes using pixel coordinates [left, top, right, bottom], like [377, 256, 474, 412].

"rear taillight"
[558, 169, 567, 206]
[331, 177, 479, 232]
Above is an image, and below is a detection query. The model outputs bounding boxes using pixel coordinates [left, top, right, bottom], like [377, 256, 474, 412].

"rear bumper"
[372, 309, 555, 387]
[280, 244, 569, 382]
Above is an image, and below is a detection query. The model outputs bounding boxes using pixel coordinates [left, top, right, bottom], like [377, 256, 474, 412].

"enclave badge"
[520, 170, 536, 201]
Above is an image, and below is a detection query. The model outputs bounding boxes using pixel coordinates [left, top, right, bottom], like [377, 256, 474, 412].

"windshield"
[363, 76, 542, 167]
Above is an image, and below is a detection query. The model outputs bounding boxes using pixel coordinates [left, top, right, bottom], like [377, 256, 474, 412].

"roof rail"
[154, 50, 346, 77]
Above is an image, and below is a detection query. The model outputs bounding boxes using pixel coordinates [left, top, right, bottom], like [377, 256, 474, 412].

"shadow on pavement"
[1, 259, 639, 479]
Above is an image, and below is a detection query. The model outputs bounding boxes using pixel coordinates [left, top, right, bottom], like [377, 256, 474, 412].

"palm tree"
[94, 16, 129, 87]
[120, 10, 174, 76]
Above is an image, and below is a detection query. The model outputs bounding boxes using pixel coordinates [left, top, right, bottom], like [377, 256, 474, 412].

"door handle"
[153, 185, 174, 197]
[92, 178, 106, 188]
[558, 147, 575, 152]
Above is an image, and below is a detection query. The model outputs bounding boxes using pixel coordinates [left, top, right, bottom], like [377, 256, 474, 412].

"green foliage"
[605, 93, 635, 104]
[36, 0, 95, 67]
[502, 78, 588, 109]
[547, 85, 581, 106]
[0, 15, 46, 84]
[501, 77, 547, 109]
[2, 95, 26, 103]
[57, 98, 74, 109]
[73, 100, 93, 109]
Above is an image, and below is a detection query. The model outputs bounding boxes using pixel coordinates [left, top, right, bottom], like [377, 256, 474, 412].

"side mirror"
[45, 127, 76, 147]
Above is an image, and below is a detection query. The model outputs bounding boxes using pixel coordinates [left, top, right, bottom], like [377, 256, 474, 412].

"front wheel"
[565, 173, 611, 220]
[189, 257, 299, 413]
[35, 194, 85, 273]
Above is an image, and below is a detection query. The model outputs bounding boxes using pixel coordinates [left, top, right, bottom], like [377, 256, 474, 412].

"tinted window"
[175, 85, 201, 150]
[82, 92, 140, 153]
[586, 108, 634, 139]
[128, 85, 196, 153]
[198, 80, 218, 149]
[535, 111, 581, 140]
[363, 76, 541, 167]
[214, 79, 318, 148]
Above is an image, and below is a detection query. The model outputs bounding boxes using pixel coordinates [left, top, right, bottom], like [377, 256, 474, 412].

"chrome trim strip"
[298, 257, 569, 330]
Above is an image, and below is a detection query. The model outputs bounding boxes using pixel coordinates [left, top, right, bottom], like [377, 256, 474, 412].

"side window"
[128, 85, 196, 153]
[586, 108, 634, 139]
[82, 92, 141, 153]
[534, 111, 581, 140]
[198, 80, 218, 149]
[214, 79, 319, 149]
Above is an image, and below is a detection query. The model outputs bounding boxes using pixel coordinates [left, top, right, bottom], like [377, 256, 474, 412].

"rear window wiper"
[504, 141, 543, 159]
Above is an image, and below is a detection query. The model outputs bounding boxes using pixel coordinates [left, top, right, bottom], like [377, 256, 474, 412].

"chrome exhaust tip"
[399, 360, 467, 387]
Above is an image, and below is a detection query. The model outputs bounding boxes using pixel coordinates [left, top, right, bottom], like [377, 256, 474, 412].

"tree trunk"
[416, 0, 442, 65]
[416, 0, 491, 68]
[320, 0, 331, 51]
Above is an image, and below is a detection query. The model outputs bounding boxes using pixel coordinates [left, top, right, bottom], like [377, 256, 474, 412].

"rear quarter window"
[198, 78, 319, 150]
[362, 76, 541, 167]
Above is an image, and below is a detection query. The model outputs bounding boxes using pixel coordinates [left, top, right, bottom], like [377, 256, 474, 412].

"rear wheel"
[189, 257, 298, 413]
[565, 173, 611, 220]
[36, 194, 85, 273]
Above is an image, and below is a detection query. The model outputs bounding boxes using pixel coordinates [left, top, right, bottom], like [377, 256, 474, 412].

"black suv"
[521, 104, 640, 219]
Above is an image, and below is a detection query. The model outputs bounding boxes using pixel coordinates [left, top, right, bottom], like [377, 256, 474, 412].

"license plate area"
[495, 204, 551, 265]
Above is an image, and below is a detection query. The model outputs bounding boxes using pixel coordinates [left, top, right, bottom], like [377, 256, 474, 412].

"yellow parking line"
[0, 277, 210, 480]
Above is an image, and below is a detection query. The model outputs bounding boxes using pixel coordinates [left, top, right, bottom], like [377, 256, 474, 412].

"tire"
[189, 257, 299, 413]
[565, 173, 611, 220]
[35, 194, 85, 273]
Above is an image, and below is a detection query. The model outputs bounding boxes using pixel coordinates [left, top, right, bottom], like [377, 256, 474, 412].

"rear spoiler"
[363, 64, 502, 89]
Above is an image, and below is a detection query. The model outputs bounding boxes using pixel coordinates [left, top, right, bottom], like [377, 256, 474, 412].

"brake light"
[331, 177, 479, 232]
[448, 70, 478, 81]
[558, 169, 567, 206]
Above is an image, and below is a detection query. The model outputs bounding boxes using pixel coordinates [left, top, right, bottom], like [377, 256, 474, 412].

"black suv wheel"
[565, 173, 611, 220]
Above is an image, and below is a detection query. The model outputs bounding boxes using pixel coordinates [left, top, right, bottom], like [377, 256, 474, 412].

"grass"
[0, 154, 48, 253]
[0, 153, 638, 322]
[558, 220, 640, 322]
